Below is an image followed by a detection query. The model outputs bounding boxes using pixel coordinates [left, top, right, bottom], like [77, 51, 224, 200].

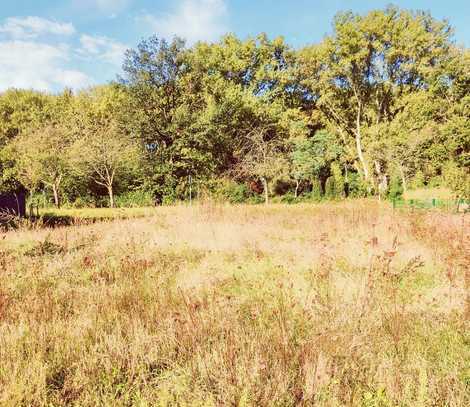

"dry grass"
[403, 187, 454, 200]
[0, 201, 468, 406]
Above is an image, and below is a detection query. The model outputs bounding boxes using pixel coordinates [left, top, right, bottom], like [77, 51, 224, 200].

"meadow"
[0, 201, 468, 406]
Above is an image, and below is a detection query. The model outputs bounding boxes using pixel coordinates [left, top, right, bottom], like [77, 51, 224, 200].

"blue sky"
[1, 1, 469, 92]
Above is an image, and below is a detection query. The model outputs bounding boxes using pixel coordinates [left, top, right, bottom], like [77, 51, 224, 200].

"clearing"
[0, 201, 468, 406]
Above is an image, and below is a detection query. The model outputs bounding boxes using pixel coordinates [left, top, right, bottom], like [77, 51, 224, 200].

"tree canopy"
[0, 6, 468, 206]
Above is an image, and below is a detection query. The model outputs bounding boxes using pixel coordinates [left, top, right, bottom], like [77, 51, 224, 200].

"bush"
[324, 163, 346, 200]
[211, 179, 254, 204]
[411, 170, 425, 189]
[442, 162, 470, 199]
[331, 162, 345, 198]
[28, 191, 52, 208]
[388, 175, 404, 200]
[428, 176, 443, 188]
[347, 173, 369, 198]
[115, 189, 155, 208]
[311, 178, 323, 201]
[70, 196, 97, 208]
[162, 194, 177, 206]
[280, 192, 297, 204]
[245, 194, 265, 205]
[324, 177, 336, 200]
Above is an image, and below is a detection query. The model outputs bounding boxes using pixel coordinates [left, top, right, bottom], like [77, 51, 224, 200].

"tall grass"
[0, 201, 468, 406]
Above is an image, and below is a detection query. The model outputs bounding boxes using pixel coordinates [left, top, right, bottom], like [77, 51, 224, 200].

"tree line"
[0, 5, 468, 207]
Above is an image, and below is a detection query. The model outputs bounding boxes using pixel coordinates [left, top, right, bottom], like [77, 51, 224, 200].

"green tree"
[10, 125, 71, 207]
[70, 121, 141, 208]
[291, 130, 342, 195]
[234, 125, 289, 204]
[298, 6, 454, 188]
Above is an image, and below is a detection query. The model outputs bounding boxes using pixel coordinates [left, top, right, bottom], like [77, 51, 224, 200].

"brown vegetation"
[0, 201, 468, 405]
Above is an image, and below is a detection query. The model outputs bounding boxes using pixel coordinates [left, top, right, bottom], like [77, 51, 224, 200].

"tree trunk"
[374, 161, 388, 201]
[29, 189, 34, 219]
[52, 184, 60, 208]
[294, 179, 300, 198]
[355, 104, 370, 184]
[399, 165, 408, 193]
[107, 185, 114, 208]
[355, 132, 369, 183]
[261, 177, 269, 205]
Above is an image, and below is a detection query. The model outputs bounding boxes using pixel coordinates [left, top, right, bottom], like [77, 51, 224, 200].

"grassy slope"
[0, 202, 468, 406]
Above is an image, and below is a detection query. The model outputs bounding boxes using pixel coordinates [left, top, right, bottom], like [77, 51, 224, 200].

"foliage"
[0, 6, 468, 205]
[291, 130, 342, 191]
[442, 161, 470, 199]
[310, 178, 323, 201]
[210, 179, 253, 204]
[10, 125, 71, 207]
[388, 175, 404, 200]
[114, 189, 156, 208]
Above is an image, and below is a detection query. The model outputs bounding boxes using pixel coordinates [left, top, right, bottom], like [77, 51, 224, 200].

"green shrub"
[324, 177, 336, 199]
[71, 196, 97, 208]
[331, 162, 345, 198]
[428, 176, 443, 188]
[280, 192, 297, 204]
[388, 175, 403, 200]
[324, 163, 346, 200]
[347, 173, 369, 198]
[27, 191, 52, 208]
[442, 161, 470, 199]
[246, 194, 264, 204]
[411, 170, 425, 189]
[115, 189, 155, 208]
[311, 178, 323, 201]
[210, 179, 254, 204]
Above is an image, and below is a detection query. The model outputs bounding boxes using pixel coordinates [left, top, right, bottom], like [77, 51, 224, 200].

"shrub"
[388, 175, 404, 200]
[347, 173, 369, 198]
[115, 189, 155, 208]
[210, 179, 254, 204]
[331, 162, 345, 198]
[411, 170, 425, 189]
[311, 178, 323, 201]
[442, 161, 470, 199]
[70, 196, 97, 208]
[324, 177, 336, 199]
[280, 192, 297, 204]
[246, 194, 264, 204]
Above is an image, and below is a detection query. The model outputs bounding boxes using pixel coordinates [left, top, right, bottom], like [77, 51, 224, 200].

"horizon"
[0, 0, 469, 93]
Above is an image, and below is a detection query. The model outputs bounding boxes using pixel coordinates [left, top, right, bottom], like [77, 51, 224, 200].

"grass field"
[1, 201, 468, 406]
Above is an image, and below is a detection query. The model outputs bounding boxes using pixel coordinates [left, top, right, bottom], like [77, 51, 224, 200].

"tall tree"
[233, 125, 289, 204]
[298, 6, 454, 188]
[10, 125, 71, 207]
[291, 130, 342, 195]
[70, 121, 141, 208]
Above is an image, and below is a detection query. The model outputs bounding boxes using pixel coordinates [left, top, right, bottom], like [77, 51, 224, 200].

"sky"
[0, 0, 469, 92]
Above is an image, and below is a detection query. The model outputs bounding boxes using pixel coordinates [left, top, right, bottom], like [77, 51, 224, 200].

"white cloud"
[140, 0, 228, 44]
[0, 15, 130, 91]
[0, 16, 75, 39]
[78, 34, 128, 66]
[0, 40, 92, 91]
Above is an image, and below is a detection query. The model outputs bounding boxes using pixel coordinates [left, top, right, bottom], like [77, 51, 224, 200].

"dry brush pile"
[0, 201, 468, 406]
